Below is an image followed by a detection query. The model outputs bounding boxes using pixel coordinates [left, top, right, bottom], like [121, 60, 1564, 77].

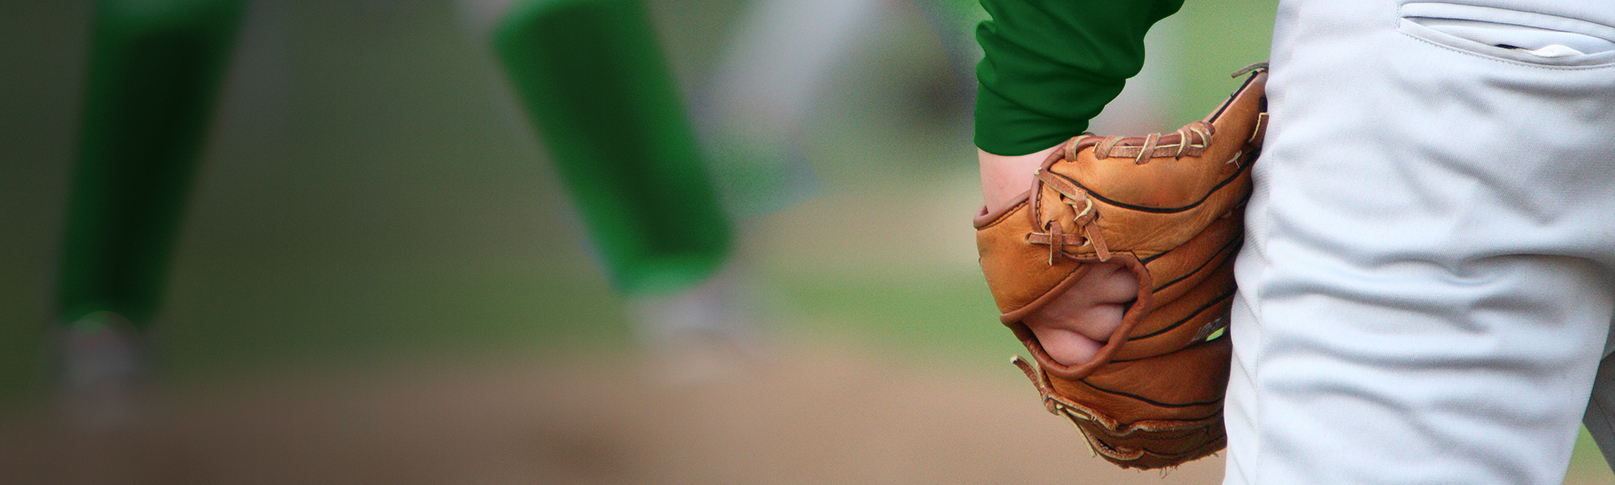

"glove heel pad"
[1014, 343, 1232, 469]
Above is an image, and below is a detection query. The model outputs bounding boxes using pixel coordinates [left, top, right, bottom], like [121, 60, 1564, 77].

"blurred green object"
[493, 0, 731, 296]
[912, 0, 988, 95]
[58, 0, 246, 329]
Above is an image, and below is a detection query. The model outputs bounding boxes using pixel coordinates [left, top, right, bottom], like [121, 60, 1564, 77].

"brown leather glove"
[974, 64, 1268, 470]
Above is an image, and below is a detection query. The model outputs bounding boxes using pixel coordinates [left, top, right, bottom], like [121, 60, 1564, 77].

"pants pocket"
[1399, 2, 1615, 67]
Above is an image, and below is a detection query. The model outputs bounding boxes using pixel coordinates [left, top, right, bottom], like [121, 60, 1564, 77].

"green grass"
[769, 270, 1022, 363]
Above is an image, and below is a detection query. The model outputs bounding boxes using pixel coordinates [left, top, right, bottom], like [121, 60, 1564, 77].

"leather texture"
[975, 66, 1268, 470]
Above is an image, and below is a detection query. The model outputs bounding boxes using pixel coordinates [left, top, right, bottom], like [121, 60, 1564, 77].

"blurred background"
[1, 0, 1610, 483]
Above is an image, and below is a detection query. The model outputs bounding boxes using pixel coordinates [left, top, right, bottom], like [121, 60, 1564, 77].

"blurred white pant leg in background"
[642, 0, 889, 382]
[910, 0, 984, 115]
[690, 0, 883, 220]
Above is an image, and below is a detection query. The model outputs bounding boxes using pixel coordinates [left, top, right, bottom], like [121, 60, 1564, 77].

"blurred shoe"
[58, 311, 146, 428]
[629, 263, 770, 386]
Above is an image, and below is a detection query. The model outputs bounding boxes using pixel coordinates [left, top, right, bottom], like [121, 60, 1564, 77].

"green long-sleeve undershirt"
[974, 0, 1185, 156]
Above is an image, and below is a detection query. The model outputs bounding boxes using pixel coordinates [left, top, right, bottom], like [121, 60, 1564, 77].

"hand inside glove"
[979, 146, 1138, 367]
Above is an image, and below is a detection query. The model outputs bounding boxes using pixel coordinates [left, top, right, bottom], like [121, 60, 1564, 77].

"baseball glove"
[974, 64, 1268, 469]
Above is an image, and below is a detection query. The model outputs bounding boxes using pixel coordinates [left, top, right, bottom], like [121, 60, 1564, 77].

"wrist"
[978, 144, 1061, 213]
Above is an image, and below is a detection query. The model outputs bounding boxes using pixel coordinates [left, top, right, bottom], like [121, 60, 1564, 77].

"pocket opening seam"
[1398, 21, 1615, 70]
[1400, 2, 1615, 42]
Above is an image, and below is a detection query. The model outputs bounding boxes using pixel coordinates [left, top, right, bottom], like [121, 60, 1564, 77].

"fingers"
[1025, 303, 1126, 366]
[1066, 303, 1127, 342]
[1027, 325, 1105, 367]
[1022, 263, 1141, 367]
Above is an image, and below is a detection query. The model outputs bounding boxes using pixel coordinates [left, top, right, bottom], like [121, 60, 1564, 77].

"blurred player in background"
[56, 0, 248, 423]
[471, 0, 1035, 382]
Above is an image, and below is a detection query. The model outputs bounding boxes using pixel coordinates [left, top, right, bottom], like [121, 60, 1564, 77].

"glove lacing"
[1029, 166, 1110, 266]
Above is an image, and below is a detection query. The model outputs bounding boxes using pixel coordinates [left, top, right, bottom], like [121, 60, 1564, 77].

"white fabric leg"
[1225, 1, 1615, 484]
[690, 0, 879, 218]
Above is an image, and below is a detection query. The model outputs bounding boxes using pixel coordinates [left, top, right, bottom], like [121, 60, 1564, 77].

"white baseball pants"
[1226, 1, 1615, 483]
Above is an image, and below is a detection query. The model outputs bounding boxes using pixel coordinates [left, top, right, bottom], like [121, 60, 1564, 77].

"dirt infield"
[0, 343, 1225, 484]
[6, 340, 1611, 484]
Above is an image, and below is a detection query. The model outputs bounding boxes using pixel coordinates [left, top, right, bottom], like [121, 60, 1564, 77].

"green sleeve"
[974, 0, 1185, 156]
